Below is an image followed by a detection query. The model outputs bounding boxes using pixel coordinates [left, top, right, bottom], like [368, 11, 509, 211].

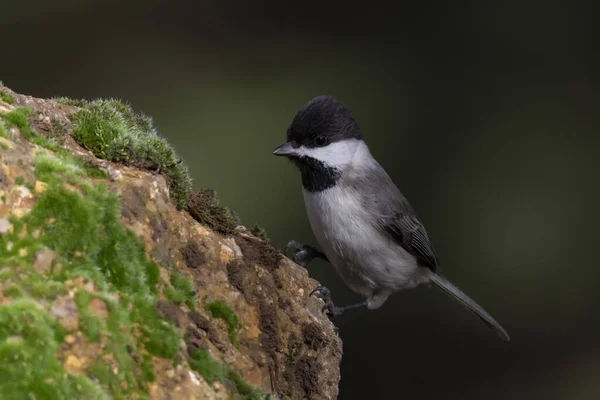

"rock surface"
[0, 85, 342, 399]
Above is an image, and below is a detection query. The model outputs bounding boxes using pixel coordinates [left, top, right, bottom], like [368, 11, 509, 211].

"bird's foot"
[310, 285, 346, 316]
[310, 285, 369, 317]
[286, 240, 328, 267]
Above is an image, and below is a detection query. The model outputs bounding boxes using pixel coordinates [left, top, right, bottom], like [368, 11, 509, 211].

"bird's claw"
[310, 285, 344, 317]
[286, 240, 314, 267]
[310, 285, 330, 299]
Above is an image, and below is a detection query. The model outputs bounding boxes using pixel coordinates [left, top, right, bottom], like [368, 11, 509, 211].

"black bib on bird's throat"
[291, 156, 341, 193]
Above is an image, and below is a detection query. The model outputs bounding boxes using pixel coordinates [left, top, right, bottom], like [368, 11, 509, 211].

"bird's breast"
[303, 186, 368, 255]
[302, 186, 419, 294]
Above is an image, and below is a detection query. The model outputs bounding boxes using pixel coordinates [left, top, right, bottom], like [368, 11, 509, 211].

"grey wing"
[380, 210, 439, 271]
[360, 166, 439, 271]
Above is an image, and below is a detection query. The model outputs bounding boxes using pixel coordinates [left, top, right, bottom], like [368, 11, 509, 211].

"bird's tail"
[428, 272, 510, 342]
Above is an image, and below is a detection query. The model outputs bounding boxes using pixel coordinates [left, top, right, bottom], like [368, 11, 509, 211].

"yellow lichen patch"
[219, 244, 234, 264]
[241, 305, 261, 341]
[0, 203, 10, 218]
[65, 355, 85, 374]
[34, 180, 48, 194]
[7, 186, 36, 218]
[0, 137, 13, 149]
[0, 103, 13, 113]
[65, 334, 76, 344]
[194, 224, 210, 236]
[59, 331, 104, 376]
[146, 199, 157, 213]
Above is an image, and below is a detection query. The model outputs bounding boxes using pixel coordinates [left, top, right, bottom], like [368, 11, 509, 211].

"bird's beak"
[272, 141, 296, 157]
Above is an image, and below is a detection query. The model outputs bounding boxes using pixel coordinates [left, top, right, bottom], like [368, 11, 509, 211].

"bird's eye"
[314, 136, 328, 147]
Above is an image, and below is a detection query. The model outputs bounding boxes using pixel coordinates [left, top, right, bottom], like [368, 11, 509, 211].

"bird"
[272, 95, 510, 341]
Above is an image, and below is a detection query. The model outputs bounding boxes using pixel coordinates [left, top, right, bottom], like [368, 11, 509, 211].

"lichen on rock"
[0, 84, 342, 400]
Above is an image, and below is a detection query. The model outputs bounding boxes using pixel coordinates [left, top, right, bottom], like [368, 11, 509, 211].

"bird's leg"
[286, 240, 329, 267]
[310, 286, 368, 316]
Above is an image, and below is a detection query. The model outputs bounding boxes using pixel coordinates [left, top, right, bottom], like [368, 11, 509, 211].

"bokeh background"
[2, 1, 599, 399]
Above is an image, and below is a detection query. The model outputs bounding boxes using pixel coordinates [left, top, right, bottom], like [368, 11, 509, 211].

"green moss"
[0, 87, 15, 105]
[2, 284, 26, 298]
[0, 299, 108, 399]
[0, 141, 8, 150]
[187, 189, 240, 235]
[0, 120, 9, 138]
[206, 299, 241, 348]
[164, 271, 196, 309]
[14, 176, 25, 185]
[30, 182, 150, 296]
[35, 152, 85, 183]
[189, 348, 228, 383]
[70, 101, 131, 161]
[105, 99, 155, 135]
[54, 96, 89, 107]
[35, 151, 108, 187]
[0, 150, 183, 398]
[80, 160, 108, 179]
[28, 279, 66, 298]
[139, 312, 180, 359]
[189, 349, 266, 400]
[229, 370, 266, 400]
[2, 108, 29, 127]
[0, 106, 106, 181]
[0, 108, 35, 140]
[71, 99, 192, 209]
[74, 290, 104, 341]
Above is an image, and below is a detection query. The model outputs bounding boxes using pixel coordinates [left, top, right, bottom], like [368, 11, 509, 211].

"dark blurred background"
[2, 1, 599, 399]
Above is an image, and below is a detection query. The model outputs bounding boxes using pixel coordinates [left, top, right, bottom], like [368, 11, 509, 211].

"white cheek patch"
[297, 139, 369, 169]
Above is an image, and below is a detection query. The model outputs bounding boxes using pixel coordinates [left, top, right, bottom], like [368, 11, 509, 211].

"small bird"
[273, 95, 509, 341]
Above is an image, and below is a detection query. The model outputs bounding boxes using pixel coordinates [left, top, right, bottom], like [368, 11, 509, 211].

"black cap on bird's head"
[272, 95, 366, 192]
[272, 95, 362, 157]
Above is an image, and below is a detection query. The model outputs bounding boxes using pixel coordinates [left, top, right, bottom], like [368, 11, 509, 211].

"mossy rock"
[69, 99, 192, 210]
[0, 86, 343, 400]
